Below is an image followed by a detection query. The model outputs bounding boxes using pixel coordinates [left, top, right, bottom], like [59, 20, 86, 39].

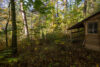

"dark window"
[88, 22, 98, 33]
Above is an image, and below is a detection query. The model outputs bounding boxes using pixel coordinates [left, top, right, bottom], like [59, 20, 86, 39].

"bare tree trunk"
[50, 0, 55, 26]
[63, 0, 68, 12]
[56, 0, 59, 17]
[63, 0, 68, 15]
[5, 3, 11, 47]
[10, 0, 17, 54]
[66, 0, 68, 9]
[83, 0, 87, 17]
[20, 0, 29, 38]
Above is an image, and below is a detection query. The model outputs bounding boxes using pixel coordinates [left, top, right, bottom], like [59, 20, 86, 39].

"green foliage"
[34, 0, 43, 10]
[34, 0, 52, 14]
[48, 63, 53, 67]
[7, 58, 18, 63]
[0, 56, 5, 59]
[75, 0, 82, 5]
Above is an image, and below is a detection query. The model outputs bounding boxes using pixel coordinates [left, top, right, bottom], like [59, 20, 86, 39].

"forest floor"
[0, 38, 100, 67]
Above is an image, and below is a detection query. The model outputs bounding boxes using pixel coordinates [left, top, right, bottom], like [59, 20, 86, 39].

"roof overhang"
[68, 11, 100, 30]
[68, 22, 84, 30]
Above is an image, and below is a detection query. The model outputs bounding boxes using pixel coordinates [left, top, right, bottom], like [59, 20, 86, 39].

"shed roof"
[68, 11, 100, 30]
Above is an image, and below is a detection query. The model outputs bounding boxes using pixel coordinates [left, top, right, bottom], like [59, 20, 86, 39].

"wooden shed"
[68, 11, 100, 51]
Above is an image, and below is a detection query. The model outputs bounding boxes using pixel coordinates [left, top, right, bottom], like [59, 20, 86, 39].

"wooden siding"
[84, 13, 100, 51]
[85, 34, 100, 51]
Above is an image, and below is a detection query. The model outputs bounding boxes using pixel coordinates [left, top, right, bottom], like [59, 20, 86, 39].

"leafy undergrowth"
[0, 37, 100, 67]
[17, 42, 100, 67]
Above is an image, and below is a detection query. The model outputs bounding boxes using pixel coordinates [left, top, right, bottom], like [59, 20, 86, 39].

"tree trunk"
[20, 0, 29, 38]
[5, 3, 11, 47]
[63, 0, 68, 15]
[66, 0, 68, 9]
[51, 0, 55, 26]
[83, 0, 87, 17]
[56, 0, 59, 17]
[63, 0, 68, 12]
[10, 0, 17, 54]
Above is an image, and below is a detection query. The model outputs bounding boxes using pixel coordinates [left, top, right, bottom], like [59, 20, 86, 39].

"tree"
[20, 0, 29, 38]
[63, 0, 68, 12]
[56, 0, 59, 17]
[83, 0, 87, 17]
[5, 2, 11, 47]
[10, 0, 17, 54]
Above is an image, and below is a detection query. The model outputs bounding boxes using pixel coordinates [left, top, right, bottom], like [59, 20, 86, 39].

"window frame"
[87, 22, 98, 34]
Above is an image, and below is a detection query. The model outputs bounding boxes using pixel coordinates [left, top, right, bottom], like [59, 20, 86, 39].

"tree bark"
[63, 0, 68, 15]
[63, 0, 68, 12]
[56, 0, 59, 17]
[51, 0, 55, 26]
[5, 3, 11, 47]
[10, 0, 17, 54]
[20, 0, 29, 38]
[83, 0, 87, 17]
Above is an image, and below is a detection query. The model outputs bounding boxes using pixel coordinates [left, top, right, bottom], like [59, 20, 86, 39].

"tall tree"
[5, 2, 11, 47]
[50, 0, 55, 26]
[63, 0, 68, 12]
[20, 0, 29, 38]
[56, 0, 59, 17]
[83, 0, 87, 17]
[10, 0, 17, 54]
